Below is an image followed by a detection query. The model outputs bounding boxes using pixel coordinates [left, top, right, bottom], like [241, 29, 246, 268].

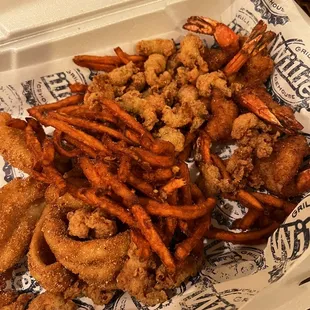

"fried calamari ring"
[28, 206, 76, 293]
[0, 178, 46, 273]
[27, 292, 77, 310]
[42, 207, 130, 288]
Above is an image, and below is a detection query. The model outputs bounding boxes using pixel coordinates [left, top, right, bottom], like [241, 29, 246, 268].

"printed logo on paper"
[22, 69, 88, 106]
[250, 0, 289, 25]
[180, 287, 257, 310]
[268, 214, 310, 283]
[201, 240, 265, 284]
[212, 197, 247, 227]
[0, 85, 24, 116]
[2, 162, 25, 183]
[268, 33, 310, 112]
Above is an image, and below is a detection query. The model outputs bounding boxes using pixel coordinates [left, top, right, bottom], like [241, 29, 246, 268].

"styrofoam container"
[0, 0, 310, 309]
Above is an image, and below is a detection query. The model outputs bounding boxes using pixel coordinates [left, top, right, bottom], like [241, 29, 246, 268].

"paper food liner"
[1, 0, 310, 309]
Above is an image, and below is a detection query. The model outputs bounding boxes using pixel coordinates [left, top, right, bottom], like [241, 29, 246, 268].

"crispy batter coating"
[0, 178, 46, 273]
[231, 113, 279, 158]
[196, 71, 231, 98]
[176, 66, 200, 85]
[144, 54, 172, 88]
[250, 135, 309, 196]
[177, 34, 208, 72]
[108, 61, 138, 86]
[28, 206, 75, 293]
[226, 146, 254, 188]
[241, 54, 274, 84]
[156, 126, 185, 152]
[205, 89, 238, 141]
[161, 80, 178, 106]
[128, 72, 146, 91]
[0, 293, 33, 310]
[178, 85, 208, 131]
[43, 207, 130, 288]
[0, 291, 18, 308]
[136, 39, 176, 57]
[161, 104, 192, 128]
[67, 208, 117, 239]
[120, 90, 159, 130]
[86, 74, 115, 101]
[27, 293, 76, 310]
[0, 113, 35, 174]
[116, 241, 168, 306]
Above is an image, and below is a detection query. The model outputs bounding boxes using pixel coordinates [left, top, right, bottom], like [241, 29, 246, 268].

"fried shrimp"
[144, 54, 172, 88]
[177, 34, 209, 72]
[119, 90, 159, 130]
[196, 71, 231, 98]
[156, 126, 185, 152]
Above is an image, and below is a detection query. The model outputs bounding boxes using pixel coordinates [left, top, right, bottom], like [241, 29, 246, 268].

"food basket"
[0, 0, 309, 309]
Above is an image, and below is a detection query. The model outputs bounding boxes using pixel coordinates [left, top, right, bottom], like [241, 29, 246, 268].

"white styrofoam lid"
[0, 0, 136, 44]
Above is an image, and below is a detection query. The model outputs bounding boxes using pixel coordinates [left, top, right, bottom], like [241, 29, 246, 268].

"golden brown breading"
[108, 61, 138, 86]
[205, 89, 238, 141]
[27, 293, 76, 310]
[0, 293, 33, 310]
[0, 178, 46, 273]
[0, 291, 18, 308]
[0, 113, 35, 175]
[144, 54, 172, 88]
[67, 208, 117, 239]
[116, 241, 168, 306]
[177, 34, 208, 72]
[156, 126, 185, 152]
[250, 135, 309, 196]
[136, 39, 176, 57]
[196, 71, 231, 98]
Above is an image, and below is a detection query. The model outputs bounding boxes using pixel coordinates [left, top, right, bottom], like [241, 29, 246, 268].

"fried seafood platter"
[0, 17, 309, 309]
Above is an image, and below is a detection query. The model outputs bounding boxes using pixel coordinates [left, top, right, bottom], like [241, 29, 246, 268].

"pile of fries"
[6, 74, 286, 276]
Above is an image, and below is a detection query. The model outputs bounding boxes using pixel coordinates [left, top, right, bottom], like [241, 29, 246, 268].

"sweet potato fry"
[205, 221, 279, 243]
[198, 131, 212, 164]
[236, 190, 264, 212]
[48, 112, 130, 143]
[114, 47, 130, 65]
[62, 134, 97, 158]
[6, 118, 27, 130]
[69, 83, 88, 93]
[42, 139, 55, 166]
[58, 105, 118, 125]
[118, 155, 131, 182]
[164, 217, 177, 246]
[175, 212, 212, 261]
[28, 94, 84, 113]
[179, 162, 192, 204]
[210, 154, 231, 180]
[190, 184, 205, 203]
[124, 129, 140, 145]
[97, 96, 153, 139]
[28, 111, 110, 155]
[52, 130, 82, 158]
[238, 209, 260, 230]
[133, 148, 175, 168]
[25, 123, 43, 166]
[127, 174, 159, 201]
[251, 192, 296, 212]
[26, 117, 46, 144]
[131, 204, 176, 274]
[68, 185, 136, 227]
[79, 157, 102, 188]
[73, 55, 123, 66]
[95, 161, 139, 206]
[142, 168, 175, 183]
[178, 143, 192, 161]
[141, 197, 217, 220]
[160, 179, 186, 199]
[130, 229, 152, 259]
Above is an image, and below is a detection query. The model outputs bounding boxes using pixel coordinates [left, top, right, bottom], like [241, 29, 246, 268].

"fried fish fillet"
[0, 113, 35, 175]
[0, 177, 46, 272]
